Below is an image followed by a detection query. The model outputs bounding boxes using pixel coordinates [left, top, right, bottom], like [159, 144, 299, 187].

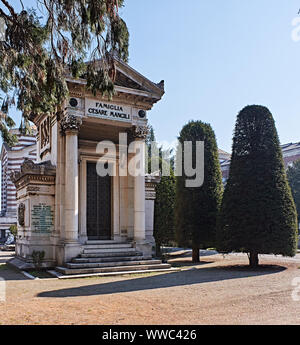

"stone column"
[129, 126, 152, 258]
[59, 114, 82, 263]
[133, 139, 146, 242]
[145, 174, 161, 249]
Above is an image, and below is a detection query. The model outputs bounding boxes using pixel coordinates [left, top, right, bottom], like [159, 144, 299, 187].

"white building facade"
[9, 59, 171, 275]
[0, 129, 36, 239]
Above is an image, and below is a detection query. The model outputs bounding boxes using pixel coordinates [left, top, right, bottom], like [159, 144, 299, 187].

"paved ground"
[0, 250, 300, 325]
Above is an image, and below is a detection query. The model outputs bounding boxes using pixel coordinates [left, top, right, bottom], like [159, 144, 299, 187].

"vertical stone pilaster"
[64, 132, 79, 241]
[59, 114, 82, 263]
[133, 139, 146, 242]
[129, 126, 152, 258]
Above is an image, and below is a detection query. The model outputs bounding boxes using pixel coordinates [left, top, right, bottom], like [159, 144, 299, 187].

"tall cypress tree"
[287, 160, 300, 223]
[217, 105, 298, 267]
[175, 121, 223, 262]
[0, 1, 129, 144]
[146, 125, 176, 257]
[154, 171, 176, 256]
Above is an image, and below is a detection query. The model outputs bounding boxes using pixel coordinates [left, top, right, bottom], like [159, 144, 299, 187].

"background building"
[218, 149, 231, 184]
[0, 129, 36, 240]
[282, 142, 300, 168]
[219, 142, 300, 183]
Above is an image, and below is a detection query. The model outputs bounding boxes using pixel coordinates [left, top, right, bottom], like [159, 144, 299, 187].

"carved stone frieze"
[10, 158, 56, 185]
[18, 203, 25, 226]
[128, 125, 149, 141]
[145, 173, 161, 200]
[60, 114, 82, 134]
[40, 117, 51, 150]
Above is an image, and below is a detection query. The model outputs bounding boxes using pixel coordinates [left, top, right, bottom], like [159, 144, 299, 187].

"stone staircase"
[55, 241, 174, 278]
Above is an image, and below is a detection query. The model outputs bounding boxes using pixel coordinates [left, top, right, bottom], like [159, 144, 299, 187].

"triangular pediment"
[66, 57, 165, 110]
[114, 70, 145, 91]
[113, 58, 165, 99]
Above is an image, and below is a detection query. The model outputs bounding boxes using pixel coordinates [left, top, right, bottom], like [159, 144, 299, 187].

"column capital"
[60, 114, 82, 134]
[128, 125, 149, 141]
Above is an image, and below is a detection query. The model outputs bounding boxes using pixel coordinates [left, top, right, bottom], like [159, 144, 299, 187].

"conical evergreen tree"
[175, 121, 223, 262]
[217, 105, 298, 267]
[287, 159, 300, 223]
[154, 171, 176, 257]
[145, 125, 176, 257]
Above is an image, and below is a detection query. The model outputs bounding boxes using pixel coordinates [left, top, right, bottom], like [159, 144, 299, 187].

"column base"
[134, 240, 153, 259]
[56, 240, 82, 266]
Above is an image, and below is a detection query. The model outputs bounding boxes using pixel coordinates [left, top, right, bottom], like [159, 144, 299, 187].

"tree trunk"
[156, 243, 162, 258]
[192, 247, 200, 263]
[249, 251, 259, 268]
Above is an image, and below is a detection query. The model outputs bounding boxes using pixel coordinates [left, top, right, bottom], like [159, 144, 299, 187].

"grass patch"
[27, 270, 53, 279]
[0, 264, 8, 271]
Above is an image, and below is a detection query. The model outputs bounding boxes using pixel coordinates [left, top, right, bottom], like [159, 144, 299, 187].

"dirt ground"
[0, 250, 300, 325]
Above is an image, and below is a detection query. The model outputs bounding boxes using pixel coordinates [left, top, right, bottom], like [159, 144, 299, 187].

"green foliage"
[9, 224, 17, 238]
[217, 105, 298, 260]
[154, 172, 176, 255]
[146, 125, 156, 161]
[0, 0, 129, 142]
[175, 121, 223, 250]
[31, 250, 45, 270]
[146, 125, 176, 255]
[287, 160, 300, 223]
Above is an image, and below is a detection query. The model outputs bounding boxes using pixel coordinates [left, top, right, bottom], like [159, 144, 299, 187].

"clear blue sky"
[120, 0, 300, 152]
[3, 0, 300, 152]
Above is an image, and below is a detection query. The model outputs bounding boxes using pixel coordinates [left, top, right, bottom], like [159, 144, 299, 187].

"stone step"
[51, 267, 181, 279]
[83, 243, 133, 250]
[66, 259, 162, 269]
[83, 247, 137, 254]
[72, 255, 145, 263]
[80, 251, 144, 258]
[56, 263, 171, 275]
[85, 240, 126, 245]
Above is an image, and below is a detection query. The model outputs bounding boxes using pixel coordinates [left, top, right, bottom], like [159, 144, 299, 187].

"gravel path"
[0, 251, 299, 325]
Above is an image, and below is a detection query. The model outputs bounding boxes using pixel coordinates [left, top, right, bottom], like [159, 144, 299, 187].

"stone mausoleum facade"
[9, 59, 170, 275]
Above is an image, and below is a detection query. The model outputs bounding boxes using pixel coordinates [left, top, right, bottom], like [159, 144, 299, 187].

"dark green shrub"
[217, 105, 298, 267]
[175, 121, 223, 262]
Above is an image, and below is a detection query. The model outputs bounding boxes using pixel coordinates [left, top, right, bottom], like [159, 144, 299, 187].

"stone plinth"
[10, 159, 56, 268]
[145, 173, 161, 255]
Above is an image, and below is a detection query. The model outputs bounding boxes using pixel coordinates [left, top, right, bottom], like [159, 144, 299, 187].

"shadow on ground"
[0, 264, 28, 281]
[168, 260, 215, 268]
[38, 264, 286, 298]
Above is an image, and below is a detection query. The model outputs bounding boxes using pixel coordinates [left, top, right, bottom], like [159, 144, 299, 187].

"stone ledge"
[7, 256, 56, 271]
[49, 267, 181, 280]
[7, 257, 35, 271]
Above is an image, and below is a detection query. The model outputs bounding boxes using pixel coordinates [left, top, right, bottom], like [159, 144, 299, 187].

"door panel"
[87, 162, 112, 240]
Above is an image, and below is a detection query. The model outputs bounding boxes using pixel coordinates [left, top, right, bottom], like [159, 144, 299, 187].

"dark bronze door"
[86, 162, 112, 240]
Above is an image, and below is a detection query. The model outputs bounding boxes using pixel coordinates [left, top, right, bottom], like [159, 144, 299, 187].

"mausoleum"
[9, 58, 172, 275]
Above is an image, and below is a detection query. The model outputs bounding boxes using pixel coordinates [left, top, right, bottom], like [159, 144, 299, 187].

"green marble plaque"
[32, 204, 54, 233]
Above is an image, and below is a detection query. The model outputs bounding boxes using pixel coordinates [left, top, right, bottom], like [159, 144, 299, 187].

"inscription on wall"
[31, 204, 54, 233]
[85, 99, 132, 123]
